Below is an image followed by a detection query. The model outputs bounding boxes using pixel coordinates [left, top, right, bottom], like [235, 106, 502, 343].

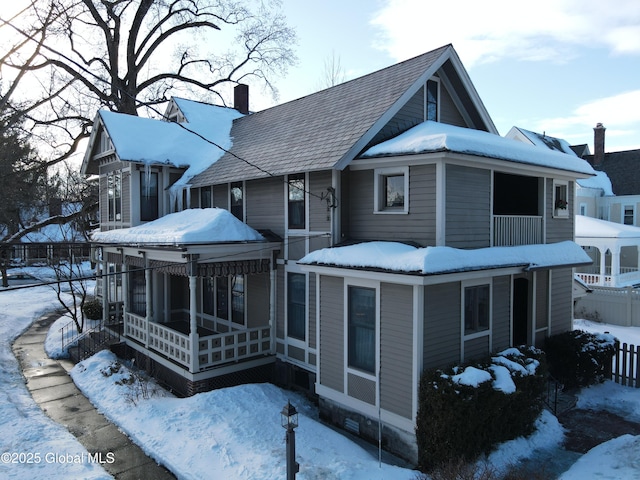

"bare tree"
[317, 50, 346, 90]
[1, 0, 297, 167]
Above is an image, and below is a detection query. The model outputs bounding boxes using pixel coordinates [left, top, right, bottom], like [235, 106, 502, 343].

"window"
[128, 267, 146, 317]
[374, 167, 409, 213]
[140, 171, 158, 221]
[288, 174, 305, 229]
[107, 263, 122, 302]
[287, 273, 306, 341]
[231, 275, 245, 325]
[579, 203, 588, 216]
[348, 286, 376, 374]
[553, 181, 569, 218]
[230, 182, 243, 221]
[624, 205, 635, 225]
[464, 284, 490, 335]
[203, 277, 215, 316]
[200, 187, 212, 209]
[107, 171, 122, 222]
[426, 79, 438, 121]
[216, 276, 229, 320]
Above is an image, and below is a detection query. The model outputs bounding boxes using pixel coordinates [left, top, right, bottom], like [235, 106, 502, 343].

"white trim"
[436, 160, 446, 245]
[343, 278, 380, 399]
[373, 166, 409, 214]
[553, 179, 569, 218]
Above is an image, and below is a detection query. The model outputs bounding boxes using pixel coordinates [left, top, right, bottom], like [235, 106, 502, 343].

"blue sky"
[253, 0, 640, 153]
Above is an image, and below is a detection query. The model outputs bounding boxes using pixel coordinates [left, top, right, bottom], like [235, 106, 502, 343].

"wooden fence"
[609, 342, 640, 388]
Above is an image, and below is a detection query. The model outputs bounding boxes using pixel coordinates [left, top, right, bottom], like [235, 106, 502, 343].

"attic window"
[426, 79, 439, 121]
[374, 167, 409, 214]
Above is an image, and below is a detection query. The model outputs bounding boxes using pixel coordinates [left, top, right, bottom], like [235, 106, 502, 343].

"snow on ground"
[4, 266, 640, 479]
[0, 266, 109, 479]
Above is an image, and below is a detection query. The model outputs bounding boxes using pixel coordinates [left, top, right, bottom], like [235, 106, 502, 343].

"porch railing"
[493, 215, 543, 247]
[124, 313, 272, 371]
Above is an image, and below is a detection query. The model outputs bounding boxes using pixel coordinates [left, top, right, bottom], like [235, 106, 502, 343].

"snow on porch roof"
[576, 215, 640, 239]
[299, 240, 591, 275]
[91, 208, 264, 245]
[361, 121, 595, 176]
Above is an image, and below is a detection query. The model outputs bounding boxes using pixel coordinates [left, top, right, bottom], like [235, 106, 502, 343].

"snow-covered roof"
[299, 240, 591, 275]
[576, 215, 640, 239]
[99, 102, 243, 185]
[577, 171, 615, 195]
[506, 126, 578, 156]
[361, 121, 595, 176]
[91, 208, 264, 245]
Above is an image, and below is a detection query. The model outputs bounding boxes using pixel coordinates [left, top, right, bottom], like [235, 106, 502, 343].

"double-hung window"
[107, 171, 122, 222]
[288, 174, 305, 229]
[287, 273, 306, 341]
[128, 267, 146, 317]
[464, 283, 490, 335]
[553, 180, 569, 218]
[374, 167, 409, 214]
[230, 182, 244, 221]
[140, 171, 158, 221]
[348, 286, 376, 374]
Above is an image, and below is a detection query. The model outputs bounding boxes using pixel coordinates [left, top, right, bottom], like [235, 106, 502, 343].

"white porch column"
[188, 257, 199, 373]
[599, 247, 607, 286]
[144, 255, 151, 348]
[611, 247, 621, 287]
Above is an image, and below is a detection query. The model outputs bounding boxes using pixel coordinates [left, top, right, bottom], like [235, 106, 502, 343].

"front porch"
[124, 312, 272, 372]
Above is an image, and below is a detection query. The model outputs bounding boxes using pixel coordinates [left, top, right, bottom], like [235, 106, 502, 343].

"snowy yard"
[2, 266, 640, 479]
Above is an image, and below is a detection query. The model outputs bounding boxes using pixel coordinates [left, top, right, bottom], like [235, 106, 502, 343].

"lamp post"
[281, 401, 299, 480]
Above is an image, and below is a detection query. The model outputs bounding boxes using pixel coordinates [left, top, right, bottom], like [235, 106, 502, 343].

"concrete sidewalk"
[12, 312, 175, 480]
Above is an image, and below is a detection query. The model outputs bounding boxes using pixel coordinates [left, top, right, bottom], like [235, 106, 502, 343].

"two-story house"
[81, 44, 594, 463]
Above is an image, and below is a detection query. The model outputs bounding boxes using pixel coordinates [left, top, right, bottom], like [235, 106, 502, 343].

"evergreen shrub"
[82, 299, 103, 320]
[544, 329, 617, 389]
[416, 346, 547, 473]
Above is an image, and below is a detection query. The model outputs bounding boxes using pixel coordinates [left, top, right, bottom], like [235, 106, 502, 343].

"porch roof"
[299, 240, 592, 275]
[91, 208, 264, 246]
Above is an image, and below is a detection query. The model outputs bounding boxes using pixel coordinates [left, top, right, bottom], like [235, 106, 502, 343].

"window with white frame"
[579, 203, 587, 216]
[287, 174, 306, 229]
[107, 171, 122, 222]
[553, 180, 569, 217]
[200, 275, 245, 325]
[463, 282, 490, 336]
[624, 205, 635, 225]
[348, 285, 376, 374]
[287, 273, 306, 341]
[426, 78, 439, 121]
[374, 166, 409, 213]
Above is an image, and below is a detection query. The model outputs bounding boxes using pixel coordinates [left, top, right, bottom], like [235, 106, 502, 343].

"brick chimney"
[593, 122, 606, 167]
[234, 84, 249, 114]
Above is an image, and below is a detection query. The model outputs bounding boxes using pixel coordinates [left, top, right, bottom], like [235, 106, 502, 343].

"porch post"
[611, 247, 621, 288]
[599, 247, 607, 286]
[144, 254, 151, 349]
[188, 256, 199, 373]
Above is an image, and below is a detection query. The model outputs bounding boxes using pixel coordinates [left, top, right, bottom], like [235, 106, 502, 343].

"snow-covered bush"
[544, 329, 617, 389]
[416, 346, 547, 472]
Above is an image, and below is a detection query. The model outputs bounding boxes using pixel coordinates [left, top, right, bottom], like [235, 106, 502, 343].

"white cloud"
[370, 0, 640, 65]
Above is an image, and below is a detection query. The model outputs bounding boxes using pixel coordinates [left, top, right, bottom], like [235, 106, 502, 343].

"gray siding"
[346, 164, 437, 246]
[439, 84, 466, 127]
[368, 89, 424, 147]
[492, 276, 511, 351]
[246, 177, 285, 237]
[464, 336, 489, 362]
[536, 271, 549, 330]
[246, 272, 269, 329]
[380, 283, 414, 419]
[309, 170, 332, 232]
[424, 282, 461, 369]
[546, 179, 575, 243]
[550, 268, 573, 336]
[348, 373, 376, 405]
[446, 165, 491, 248]
[319, 275, 344, 392]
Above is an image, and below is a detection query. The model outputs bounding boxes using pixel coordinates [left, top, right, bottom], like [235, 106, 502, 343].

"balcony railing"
[124, 312, 272, 371]
[493, 215, 543, 247]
